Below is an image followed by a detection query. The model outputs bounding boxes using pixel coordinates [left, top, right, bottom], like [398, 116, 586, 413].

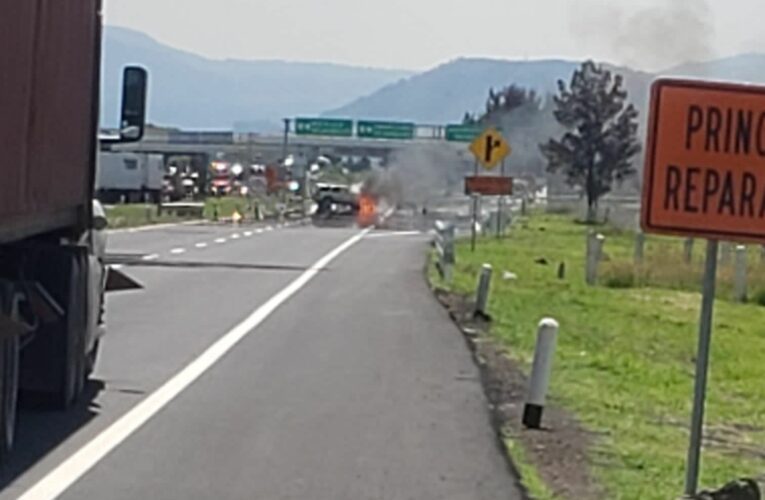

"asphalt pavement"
[1, 217, 521, 500]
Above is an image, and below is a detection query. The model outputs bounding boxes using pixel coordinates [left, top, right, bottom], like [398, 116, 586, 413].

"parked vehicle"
[0, 0, 147, 460]
[96, 152, 164, 203]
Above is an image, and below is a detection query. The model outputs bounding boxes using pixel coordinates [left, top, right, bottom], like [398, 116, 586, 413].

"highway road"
[0, 217, 521, 499]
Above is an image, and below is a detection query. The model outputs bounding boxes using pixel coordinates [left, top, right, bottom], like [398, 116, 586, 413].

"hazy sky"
[105, 0, 765, 71]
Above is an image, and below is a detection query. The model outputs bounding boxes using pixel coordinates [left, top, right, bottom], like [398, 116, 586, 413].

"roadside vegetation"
[430, 213, 765, 499]
[105, 196, 293, 229]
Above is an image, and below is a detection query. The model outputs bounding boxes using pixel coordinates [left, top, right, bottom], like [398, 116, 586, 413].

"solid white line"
[18, 228, 369, 500]
[366, 231, 422, 239]
[231, 234, 241, 239]
[195, 242, 208, 249]
[170, 248, 186, 255]
[244, 231, 253, 237]
[214, 238, 227, 244]
[141, 254, 160, 261]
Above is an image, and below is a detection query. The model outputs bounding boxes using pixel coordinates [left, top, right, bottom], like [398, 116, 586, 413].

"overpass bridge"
[108, 128, 463, 165]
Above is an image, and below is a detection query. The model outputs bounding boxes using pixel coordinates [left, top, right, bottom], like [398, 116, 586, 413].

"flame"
[357, 194, 377, 227]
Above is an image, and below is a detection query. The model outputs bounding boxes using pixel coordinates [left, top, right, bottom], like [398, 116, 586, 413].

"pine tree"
[540, 61, 641, 221]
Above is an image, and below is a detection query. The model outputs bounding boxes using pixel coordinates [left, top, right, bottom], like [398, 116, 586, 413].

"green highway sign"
[357, 120, 415, 140]
[445, 124, 482, 142]
[295, 118, 353, 137]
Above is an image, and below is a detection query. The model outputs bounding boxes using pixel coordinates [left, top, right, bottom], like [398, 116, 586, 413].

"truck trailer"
[96, 152, 165, 203]
[0, 0, 147, 459]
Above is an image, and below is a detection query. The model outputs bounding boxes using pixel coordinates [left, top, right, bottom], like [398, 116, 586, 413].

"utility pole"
[282, 118, 290, 160]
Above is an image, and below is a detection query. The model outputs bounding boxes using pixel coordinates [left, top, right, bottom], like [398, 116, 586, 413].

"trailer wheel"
[20, 249, 87, 409]
[85, 338, 100, 377]
[0, 336, 19, 459]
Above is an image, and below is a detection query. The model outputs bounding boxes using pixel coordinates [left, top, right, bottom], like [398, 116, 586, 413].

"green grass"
[105, 196, 292, 229]
[433, 214, 765, 499]
[504, 436, 558, 500]
[104, 204, 186, 229]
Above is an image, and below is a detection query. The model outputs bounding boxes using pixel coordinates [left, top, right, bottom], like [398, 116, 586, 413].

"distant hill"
[101, 26, 413, 131]
[324, 54, 765, 124]
[663, 53, 765, 83]
[323, 58, 656, 123]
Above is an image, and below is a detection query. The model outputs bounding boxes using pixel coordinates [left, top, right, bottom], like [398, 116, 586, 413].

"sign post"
[497, 158, 506, 237]
[467, 128, 512, 246]
[686, 239, 718, 495]
[641, 78, 765, 496]
[471, 161, 478, 252]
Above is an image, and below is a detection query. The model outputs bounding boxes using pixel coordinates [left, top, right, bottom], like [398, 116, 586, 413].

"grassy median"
[431, 213, 765, 499]
[105, 196, 285, 229]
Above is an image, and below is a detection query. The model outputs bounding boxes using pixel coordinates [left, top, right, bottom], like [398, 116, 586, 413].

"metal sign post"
[497, 158, 506, 238]
[684, 239, 719, 496]
[471, 160, 478, 252]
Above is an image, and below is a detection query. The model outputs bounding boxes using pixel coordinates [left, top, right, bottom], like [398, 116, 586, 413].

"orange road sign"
[642, 79, 765, 243]
[464, 176, 513, 196]
[469, 128, 511, 170]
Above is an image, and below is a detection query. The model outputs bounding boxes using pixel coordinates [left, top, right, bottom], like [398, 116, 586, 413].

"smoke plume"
[570, 0, 714, 71]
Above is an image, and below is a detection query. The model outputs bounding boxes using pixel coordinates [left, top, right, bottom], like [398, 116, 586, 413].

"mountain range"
[102, 26, 765, 130]
[101, 27, 413, 131]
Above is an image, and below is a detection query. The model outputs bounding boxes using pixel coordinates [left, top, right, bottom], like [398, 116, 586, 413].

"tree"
[540, 61, 641, 221]
[484, 84, 539, 118]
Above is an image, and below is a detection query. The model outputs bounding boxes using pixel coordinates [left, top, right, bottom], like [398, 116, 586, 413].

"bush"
[601, 262, 637, 289]
[752, 288, 765, 307]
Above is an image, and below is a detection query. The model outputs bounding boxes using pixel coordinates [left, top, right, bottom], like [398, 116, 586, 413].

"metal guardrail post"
[523, 318, 559, 429]
[734, 245, 747, 303]
[434, 220, 455, 282]
[474, 264, 493, 318]
[585, 232, 605, 286]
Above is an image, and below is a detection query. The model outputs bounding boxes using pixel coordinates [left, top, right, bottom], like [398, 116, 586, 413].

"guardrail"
[433, 220, 455, 282]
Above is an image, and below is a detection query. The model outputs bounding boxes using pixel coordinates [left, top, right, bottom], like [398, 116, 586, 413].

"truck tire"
[20, 248, 87, 410]
[0, 336, 19, 459]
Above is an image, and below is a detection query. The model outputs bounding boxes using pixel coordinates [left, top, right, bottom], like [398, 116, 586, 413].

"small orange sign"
[642, 79, 765, 243]
[465, 176, 513, 196]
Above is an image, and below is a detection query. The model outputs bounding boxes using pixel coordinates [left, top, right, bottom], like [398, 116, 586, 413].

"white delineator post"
[474, 264, 493, 318]
[523, 318, 560, 429]
[634, 231, 645, 265]
[586, 233, 605, 285]
[734, 245, 747, 303]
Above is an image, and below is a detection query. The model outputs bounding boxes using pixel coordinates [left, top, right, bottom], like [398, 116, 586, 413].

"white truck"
[96, 152, 165, 203]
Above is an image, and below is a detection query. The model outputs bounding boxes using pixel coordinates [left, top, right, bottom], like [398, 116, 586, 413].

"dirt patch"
[432, 287, 601, 500]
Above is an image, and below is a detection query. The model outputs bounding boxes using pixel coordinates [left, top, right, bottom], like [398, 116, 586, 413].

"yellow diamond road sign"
[469, 128, 511, 170]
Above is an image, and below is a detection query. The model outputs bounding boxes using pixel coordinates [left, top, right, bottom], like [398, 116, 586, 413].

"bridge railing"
[433, 220, 455, 282]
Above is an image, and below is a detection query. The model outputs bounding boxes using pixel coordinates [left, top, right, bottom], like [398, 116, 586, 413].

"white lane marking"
[170, 248, 186, 255]
[366, 231, 423, 239]
[142, 254, 160, 261]
[244, 231, 253, 237]
[110, 264, 124, 270]
[18, 228, 369, 500]
[255, 229, 264, 234]
[231, 234, 241, 239]
[195, 242, 208, 249]
[215, 238, 227, 244]
[107, 219, 204, 234]
[265, 226, 273, 231]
